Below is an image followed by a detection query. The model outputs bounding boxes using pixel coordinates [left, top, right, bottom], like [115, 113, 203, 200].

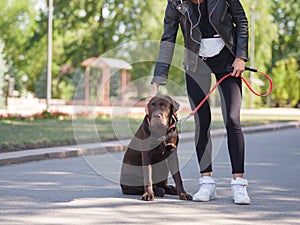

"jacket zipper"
[208, 0, 235, 56]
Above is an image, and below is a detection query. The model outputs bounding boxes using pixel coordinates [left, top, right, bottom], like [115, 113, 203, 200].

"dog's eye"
[149, 103, 155, 109]
[160, 103, 168, 108]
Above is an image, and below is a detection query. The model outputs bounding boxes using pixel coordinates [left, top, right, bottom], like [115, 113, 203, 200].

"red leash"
[180, 67, 273, 122]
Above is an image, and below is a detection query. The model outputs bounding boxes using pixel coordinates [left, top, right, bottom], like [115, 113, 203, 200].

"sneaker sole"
[193, 194, 217, 202]
[234, 200, 250, 205]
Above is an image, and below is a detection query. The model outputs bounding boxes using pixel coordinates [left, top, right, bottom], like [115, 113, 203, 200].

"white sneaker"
[193, 176, 217, 202]
[231, 177, 251, 205]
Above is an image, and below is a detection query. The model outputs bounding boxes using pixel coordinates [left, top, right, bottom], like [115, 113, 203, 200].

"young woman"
[150, 0, 250, 204]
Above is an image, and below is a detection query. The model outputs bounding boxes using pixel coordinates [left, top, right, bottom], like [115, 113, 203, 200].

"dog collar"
[168, 113, 178, 131]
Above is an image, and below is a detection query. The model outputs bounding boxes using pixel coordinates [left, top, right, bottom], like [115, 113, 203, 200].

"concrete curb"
[0, 121, 299, 167]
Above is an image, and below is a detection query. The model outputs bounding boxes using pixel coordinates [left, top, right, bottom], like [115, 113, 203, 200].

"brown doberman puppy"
[120, 95, 192, 201]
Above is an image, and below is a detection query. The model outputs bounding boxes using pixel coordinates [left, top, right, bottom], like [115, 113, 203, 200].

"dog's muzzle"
[149, 124, 168, 138]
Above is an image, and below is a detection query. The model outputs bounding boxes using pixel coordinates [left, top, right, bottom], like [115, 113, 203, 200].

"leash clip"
[178, 114, 192, 124]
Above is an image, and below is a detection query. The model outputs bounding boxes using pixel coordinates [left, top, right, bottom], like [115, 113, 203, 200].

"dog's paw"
[179, 192, 193, 201]
[165, 143, 177, 152]
[165, 185, 178, 195]
[154, 187, 166, 197]
[141, 192, 155, 201]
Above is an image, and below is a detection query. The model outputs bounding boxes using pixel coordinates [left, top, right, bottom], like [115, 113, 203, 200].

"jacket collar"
[176, 0, 219, 17]
[207, 0, 220, 17]
[176, 0, 202, 39]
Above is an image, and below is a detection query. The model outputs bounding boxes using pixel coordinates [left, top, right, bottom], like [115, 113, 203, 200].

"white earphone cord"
[181, 1, 202, 45]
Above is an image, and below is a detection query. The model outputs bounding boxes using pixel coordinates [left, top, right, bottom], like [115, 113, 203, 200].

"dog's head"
[147, 95, 180, 136]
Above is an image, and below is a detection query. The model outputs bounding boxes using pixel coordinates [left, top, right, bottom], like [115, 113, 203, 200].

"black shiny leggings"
[185, 70, 245, 174]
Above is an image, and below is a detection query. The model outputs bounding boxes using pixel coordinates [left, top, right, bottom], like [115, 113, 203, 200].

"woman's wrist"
[151, 83, 159, 96]
[235, 57, 246, 62]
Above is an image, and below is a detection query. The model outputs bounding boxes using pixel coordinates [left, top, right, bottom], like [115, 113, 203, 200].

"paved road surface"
[0, 128, 299, 225]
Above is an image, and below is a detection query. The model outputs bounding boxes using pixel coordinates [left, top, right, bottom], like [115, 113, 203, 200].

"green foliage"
[271, 0, 300, 64]
[269, 0, 300, 107]
[0, 40, 8, 108]
[241, 0, 300, 108]
[0, 0, 299, 107]
[1, 0, 151, 100]
[243, 0, 278, 72]
[0, 0, 41, 93]
[271, 57, 299, 107]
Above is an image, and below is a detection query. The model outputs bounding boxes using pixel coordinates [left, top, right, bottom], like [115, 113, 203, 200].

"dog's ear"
[145, 96, 155, 115]
[172, 99, 180, 114]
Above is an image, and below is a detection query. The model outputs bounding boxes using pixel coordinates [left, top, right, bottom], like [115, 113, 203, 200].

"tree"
[1, 0, 298, 107]
[26, 0, 153, 99]
[270, 0, 300, 107]
[1, 0, 165, 100]
[242, 0, 278, 72]
[271, 57, 299, 107]
[0, 40, 8, 108]
[0, 0, 40, 95]
[271, 0, 300, 64]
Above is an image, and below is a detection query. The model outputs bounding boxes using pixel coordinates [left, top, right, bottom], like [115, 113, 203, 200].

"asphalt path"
[0, 128, 299, 225]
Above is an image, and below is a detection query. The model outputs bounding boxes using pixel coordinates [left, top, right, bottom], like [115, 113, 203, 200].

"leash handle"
[185, 67, 273, 118]
[241, 67, 273, 97]
[245, 66, 257, 73]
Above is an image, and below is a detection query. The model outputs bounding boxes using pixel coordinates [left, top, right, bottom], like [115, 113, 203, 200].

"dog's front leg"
[167, 151, 192, 200]
[141, 152, 154, 201]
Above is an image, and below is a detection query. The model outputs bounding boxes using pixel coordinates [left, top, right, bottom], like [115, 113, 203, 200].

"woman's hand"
[231, 57, 245, 77]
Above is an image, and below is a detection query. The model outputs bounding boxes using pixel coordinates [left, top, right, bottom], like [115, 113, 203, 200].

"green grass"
[0, 113, 299, 152]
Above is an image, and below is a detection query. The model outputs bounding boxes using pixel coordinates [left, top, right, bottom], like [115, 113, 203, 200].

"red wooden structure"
[80, 57, 132, 106]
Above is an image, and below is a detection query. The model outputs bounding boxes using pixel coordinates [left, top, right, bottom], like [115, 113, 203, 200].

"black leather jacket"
[152, 0, 249, 85]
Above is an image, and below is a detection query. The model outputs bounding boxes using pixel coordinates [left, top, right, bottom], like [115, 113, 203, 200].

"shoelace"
[233, 184, 248, 195]
[197, 183, 211, 195]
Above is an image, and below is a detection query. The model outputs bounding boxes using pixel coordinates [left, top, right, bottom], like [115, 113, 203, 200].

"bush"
[0, 110, 70, 121]
[271, 57, 300, 107]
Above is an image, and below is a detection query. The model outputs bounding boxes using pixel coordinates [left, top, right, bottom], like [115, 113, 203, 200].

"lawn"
[0, 112, 299, 152]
